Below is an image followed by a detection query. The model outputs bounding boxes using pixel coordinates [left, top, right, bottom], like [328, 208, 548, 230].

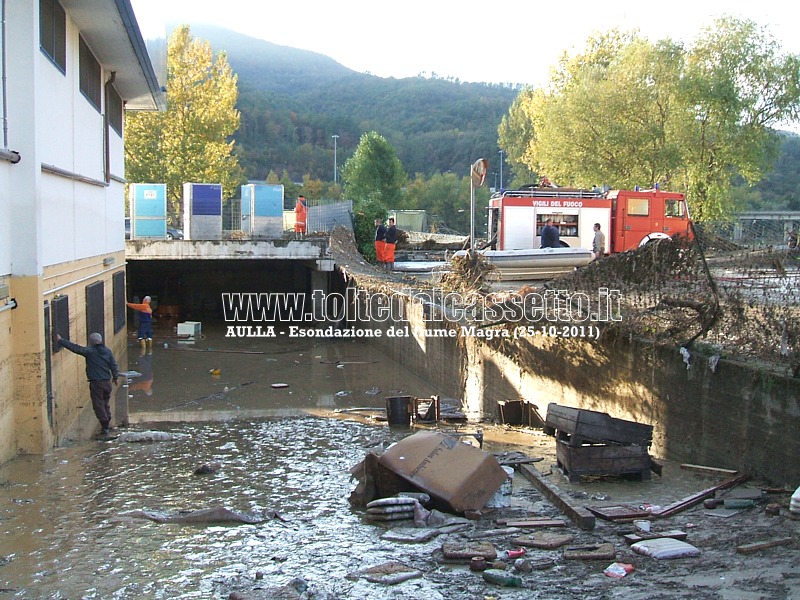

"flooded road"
[2, 323, 799, 599]
[124, 322, 440, 419]
[0, 324, 454, 599]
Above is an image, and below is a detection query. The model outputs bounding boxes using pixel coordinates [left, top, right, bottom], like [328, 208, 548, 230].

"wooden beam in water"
[518, 464, 596, 530]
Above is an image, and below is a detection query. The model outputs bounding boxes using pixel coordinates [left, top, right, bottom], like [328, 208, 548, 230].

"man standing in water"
[56, 332, 119, 437]
[127, 295, 153, 350]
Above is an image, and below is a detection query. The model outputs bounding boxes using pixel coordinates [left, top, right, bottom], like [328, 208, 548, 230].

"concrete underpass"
[125, 238, 343, 324]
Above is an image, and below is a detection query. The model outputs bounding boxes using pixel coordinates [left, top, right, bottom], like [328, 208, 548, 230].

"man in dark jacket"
[384, 217, 398, 271]
[540, 218, 560, 249]
[56, 332, 119, 435]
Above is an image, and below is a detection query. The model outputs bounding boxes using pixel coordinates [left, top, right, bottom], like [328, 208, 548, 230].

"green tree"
[673, 17, 800, 219]
[279, 169, 302, 207]
[301, 174, 324, 200]
[342, 132, 407, 256]
[125, 25, 244, 223]
[498, 18, 800, 220]
[342, 132, 407, 207]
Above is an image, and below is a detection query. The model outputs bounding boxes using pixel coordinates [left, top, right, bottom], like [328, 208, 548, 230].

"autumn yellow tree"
[499, 19, 800, 220]
[125, 25, 244, 223]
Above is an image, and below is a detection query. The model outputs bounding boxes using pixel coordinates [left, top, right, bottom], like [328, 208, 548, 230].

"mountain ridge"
[180, 23, 518, 181]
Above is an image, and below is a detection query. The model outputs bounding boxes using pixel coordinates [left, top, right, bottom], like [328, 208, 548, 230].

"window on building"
[40, 0, 66, 73]
[79, 36, 101, 111]
[107, 85, 123, 136]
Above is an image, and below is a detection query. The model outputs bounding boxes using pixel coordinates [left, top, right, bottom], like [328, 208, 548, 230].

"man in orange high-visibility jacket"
[294, 196, 308, 238]
[384, 217, 397, 271]
[127, 295, 153, 349]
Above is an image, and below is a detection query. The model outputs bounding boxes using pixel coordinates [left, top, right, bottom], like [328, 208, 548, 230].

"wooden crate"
[556, 439, 652, 483]
[545, 403, 653, 447]
[497, 400, 524, 425]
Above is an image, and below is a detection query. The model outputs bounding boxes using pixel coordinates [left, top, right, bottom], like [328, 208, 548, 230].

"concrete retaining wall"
[362, 293, 800, 487]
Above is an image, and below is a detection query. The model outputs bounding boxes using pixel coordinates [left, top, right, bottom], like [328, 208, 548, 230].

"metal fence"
[308, 200, 353, 233]
[222, 197, 354, 236]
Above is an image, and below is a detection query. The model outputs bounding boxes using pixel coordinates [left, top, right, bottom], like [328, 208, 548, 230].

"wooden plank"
[518, 464, 596, 530]
[680, 463, 738, 476]
[504, 519, 566, 528]
[736, 537, 794, 555]
[653, 474, 750, 518]
[562, 543, 616, 560]
[587, 504, 651, 521]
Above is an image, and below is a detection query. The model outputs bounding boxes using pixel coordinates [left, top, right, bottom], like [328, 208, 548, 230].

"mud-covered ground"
[1, 416, 797, 599]
[0, 308, 798, 599]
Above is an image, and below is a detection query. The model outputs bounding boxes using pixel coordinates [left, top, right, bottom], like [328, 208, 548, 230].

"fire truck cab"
[487, 186, 690, 254]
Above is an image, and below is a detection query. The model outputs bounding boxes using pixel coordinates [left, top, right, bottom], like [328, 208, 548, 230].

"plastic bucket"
[485, 466, 514, 508]
[385, 396, 412, 426]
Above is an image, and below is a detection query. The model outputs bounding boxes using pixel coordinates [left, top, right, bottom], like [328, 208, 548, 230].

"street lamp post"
[498, 150, 504, 191]
[332, 135, 339, 183]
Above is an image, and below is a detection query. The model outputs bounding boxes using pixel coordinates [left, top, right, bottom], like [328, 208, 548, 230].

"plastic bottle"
[482, 569, 522, 587]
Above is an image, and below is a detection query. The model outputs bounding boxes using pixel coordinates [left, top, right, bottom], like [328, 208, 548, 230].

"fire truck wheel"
[639, 233, 671, 247]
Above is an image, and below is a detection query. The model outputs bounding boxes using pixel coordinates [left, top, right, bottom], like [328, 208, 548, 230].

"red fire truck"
[487, 185, 691, 254]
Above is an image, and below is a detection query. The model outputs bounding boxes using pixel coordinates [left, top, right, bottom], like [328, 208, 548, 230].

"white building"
[0, 0, 163, 463]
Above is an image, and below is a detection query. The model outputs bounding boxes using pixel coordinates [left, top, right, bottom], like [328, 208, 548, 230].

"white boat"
[452, 247, 593, 280]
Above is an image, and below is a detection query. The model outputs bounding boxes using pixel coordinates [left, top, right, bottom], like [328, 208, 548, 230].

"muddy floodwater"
[1, 324, 799, 599]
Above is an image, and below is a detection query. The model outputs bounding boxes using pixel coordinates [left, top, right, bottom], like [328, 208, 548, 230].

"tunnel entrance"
[126, 259, 344, 324]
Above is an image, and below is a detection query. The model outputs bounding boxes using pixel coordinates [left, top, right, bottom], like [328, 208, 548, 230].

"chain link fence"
[222, 197, 354, 237]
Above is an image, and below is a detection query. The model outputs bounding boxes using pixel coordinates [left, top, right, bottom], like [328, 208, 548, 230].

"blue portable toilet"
[241, 183, 283, 238]
[129, 184, 167, 239]
[183, 183, 223, 240]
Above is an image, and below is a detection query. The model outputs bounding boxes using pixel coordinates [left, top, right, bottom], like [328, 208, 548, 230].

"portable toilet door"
[129, 184, 167, 239]
[183, 183, 223, 240]
[252, 184, 284, 238]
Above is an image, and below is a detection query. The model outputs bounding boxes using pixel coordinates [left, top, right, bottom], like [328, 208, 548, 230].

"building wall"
[0, 163, 11, 273]
[0, 2, 150, 464]
[361, 292, 800, 487]
[43, 254, 127, 447]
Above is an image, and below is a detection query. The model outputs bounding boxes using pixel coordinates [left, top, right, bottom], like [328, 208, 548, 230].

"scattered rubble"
[341, 425, 800, 598]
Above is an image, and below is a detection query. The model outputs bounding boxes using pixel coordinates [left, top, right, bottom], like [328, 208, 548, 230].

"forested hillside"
[179, 24, 799, 210]
[185, 24, 518, 182]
